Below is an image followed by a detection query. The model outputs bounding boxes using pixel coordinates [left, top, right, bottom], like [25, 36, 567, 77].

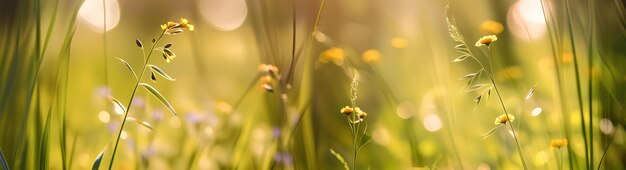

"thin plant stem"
[103, 0, 109, 93]
[108, 32, 165, 169]
[539, 0, 575, 167]
[353, 123, 358, 170]
[586, 0, 595, 168]
[492, 76, 528, 170]
[348, 72, 360, 170]
[564, 0, 590, 169]
[468, 48, 528, 169]
[284, 0, 297, 85]
[486, 57, 528, 170]
[597, 123, 618, 169]
[558, 149, 563, 170]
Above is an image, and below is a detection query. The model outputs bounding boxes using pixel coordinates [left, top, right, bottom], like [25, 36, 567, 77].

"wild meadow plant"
[550, 138, 568, 169]
[93, 18, 194, 169]
[446, 6, 538, 170]
[331, 72, 372, 170]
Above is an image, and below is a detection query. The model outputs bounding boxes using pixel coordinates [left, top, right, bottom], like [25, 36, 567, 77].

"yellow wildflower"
[562, 52, 573, 64]
[161, 21, 177, 31]
[258, 64, 279, 75]
[180, 18, 194, 31]
[362, 49, 382, 63]
[475, 35, 498, 47]
[391, 37, 408, 49]
[480, 20, 504, 34]
[549, 139, 568, 149]
[261, 75, 273, 84]
[340, 106, 354, 116]
[494, 114, 515, 125]
[161, 18, 194, 34]
[358, 111, 368, 119]
[353, 107, 368, 119]
[319, 47, 345, 65]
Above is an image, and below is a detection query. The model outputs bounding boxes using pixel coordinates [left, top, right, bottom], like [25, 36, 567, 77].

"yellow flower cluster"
[549, 139, 568, 149]
[161, 18, 194, 34]
[494, 114, 515, 125]
[475, 35, 497, 47]
[340, 106, 368, 120]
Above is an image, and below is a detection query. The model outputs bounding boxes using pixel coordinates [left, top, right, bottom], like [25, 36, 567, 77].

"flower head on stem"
[475, 35, 498, 47]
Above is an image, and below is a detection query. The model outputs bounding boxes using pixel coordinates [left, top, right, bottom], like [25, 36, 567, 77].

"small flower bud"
[136, 38, 143, 48]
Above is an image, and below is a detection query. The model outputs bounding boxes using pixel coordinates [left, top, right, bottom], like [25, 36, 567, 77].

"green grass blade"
[40, 0, 59, 58]
[586, 0, 596, 168]
[481, 125, 502, 139]
[92, 147, 105, 170]
[0, 148, 8, 170]
[330, 149, 349, 170]
[115, 57, 137, 80]
[564, 0, 590, 168]
[147, 64, 175, 81]
[38, 105, 52, 170]
[125, 117, 154, 131]
[108, 97, 127, 114]
[68, 135, 77, 169]
[139, 83, 176, 115]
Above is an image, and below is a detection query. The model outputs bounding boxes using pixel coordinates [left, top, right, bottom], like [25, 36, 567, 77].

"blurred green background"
[1, 0, 626, 169]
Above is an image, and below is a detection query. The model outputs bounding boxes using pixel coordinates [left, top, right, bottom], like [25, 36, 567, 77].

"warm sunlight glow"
[507, 0, 547, 41]
[169, 117, 182, 128]
[120, 130, 128, 140]
[531, 107, 542, 117]
[423, 114, 442, 132]
[600, 118, 614, 135]
[98, 110, 110, 123]
[199, 0, 248, 31]
[372, 128, 391, 145]
[78, 0, 121, 32]
[532, 151, 548, 165]
[396, 101, 416, 119]
[204, 127, 214, 137]
[113, 104, 124, 115]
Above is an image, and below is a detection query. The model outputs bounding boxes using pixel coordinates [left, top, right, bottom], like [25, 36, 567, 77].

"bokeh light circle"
[78, 0, 121, 32]
[198, 0, 248, 31]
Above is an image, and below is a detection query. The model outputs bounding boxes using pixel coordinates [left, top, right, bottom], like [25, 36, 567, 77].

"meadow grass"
[1, 0, 625, 169]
